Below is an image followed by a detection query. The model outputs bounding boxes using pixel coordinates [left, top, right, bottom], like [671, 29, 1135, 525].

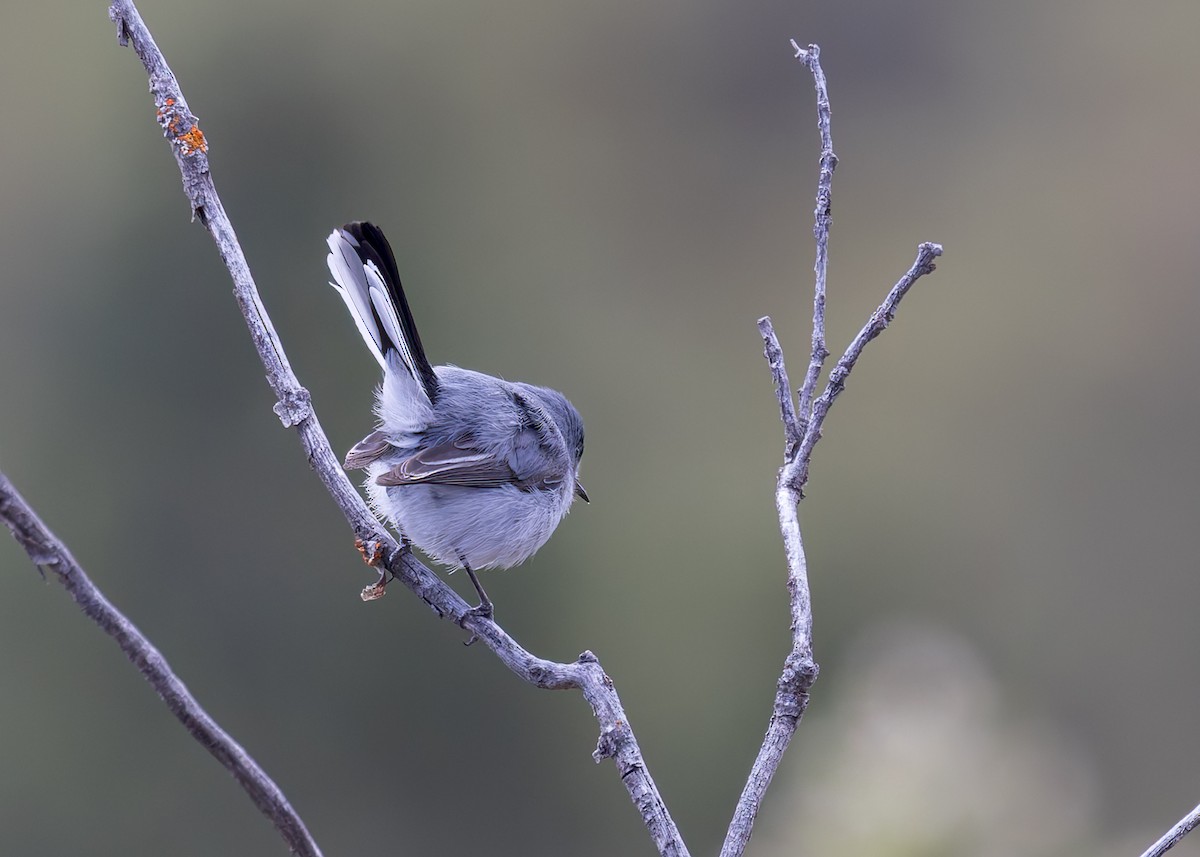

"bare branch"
[789, 241, 943, 493]
[728, 244, 942, 857]
[1139, 802, 1200, 857]
[0, 473, 323, 857]
[723, 43, 943, 857]
[105, 1, 688, 853]
[758, 317, 802, 456]
[721, 42, 837, 857]
[791, 41, 836, 438]
[718, 469, 817, 857]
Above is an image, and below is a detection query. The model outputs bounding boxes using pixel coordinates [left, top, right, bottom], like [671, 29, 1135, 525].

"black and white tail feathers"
[326, 221, 440, 403]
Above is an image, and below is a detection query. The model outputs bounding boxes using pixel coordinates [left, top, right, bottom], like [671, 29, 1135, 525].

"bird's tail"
[326, 221, 440, 403]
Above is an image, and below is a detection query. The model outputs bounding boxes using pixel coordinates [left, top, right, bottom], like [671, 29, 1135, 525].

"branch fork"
[720, 44, 942, 857]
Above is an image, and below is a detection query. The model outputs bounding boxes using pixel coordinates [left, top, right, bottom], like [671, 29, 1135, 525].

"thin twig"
[0, 474, 323, 857]
[791, 41, 836, 442]
[789, 242, 942, 493]
[758, 318, 801, 452]
[721, 42, 943, 857]
[1139, 802, 1200, 857]
[105, 2, 688, 854]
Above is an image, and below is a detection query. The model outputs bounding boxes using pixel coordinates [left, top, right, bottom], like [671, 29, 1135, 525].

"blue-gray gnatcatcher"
[326, 221, 587, 615]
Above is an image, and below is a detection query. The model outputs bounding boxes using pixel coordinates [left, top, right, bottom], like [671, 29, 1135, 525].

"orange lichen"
[178, 125, 207, 155]
[154, 98, 207, 156]
[355, 537, 386, 566]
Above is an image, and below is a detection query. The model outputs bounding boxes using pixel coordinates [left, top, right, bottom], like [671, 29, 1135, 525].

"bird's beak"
[574, 480, 590, 503]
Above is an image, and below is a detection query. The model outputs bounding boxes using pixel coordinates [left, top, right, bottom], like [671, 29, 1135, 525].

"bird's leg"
[457, 556, 494, 647]
[462, 559, 494, 620]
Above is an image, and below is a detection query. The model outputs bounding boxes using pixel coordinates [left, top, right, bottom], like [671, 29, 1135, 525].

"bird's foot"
[464, 599, 494, 621]
[459, 598, 494, 646]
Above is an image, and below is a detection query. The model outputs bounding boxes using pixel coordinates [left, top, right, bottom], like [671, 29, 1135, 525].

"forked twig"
[720, 42, 942, 857]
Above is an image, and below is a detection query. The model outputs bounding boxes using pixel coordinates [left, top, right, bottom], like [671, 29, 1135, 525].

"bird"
[325, 221, 587, 616]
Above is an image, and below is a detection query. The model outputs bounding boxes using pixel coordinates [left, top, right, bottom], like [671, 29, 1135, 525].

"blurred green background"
[2, 1, 1199, 855]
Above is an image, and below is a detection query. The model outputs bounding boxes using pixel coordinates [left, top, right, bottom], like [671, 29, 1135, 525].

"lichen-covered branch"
[105, 2, 687, 854]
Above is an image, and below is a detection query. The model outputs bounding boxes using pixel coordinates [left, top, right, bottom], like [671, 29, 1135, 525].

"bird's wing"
[375, 409, 564, 493]
[375, 438, 522, 489]
[374, 388, 571, 491]
[344, 429, 394, 470]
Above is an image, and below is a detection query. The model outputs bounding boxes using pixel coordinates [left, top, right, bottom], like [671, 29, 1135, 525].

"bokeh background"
[2, 1, 1199, 855]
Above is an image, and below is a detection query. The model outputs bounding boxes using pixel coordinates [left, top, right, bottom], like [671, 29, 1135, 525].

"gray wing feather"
[375, 439, 520, 489]
[344, 430, 393, 470]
